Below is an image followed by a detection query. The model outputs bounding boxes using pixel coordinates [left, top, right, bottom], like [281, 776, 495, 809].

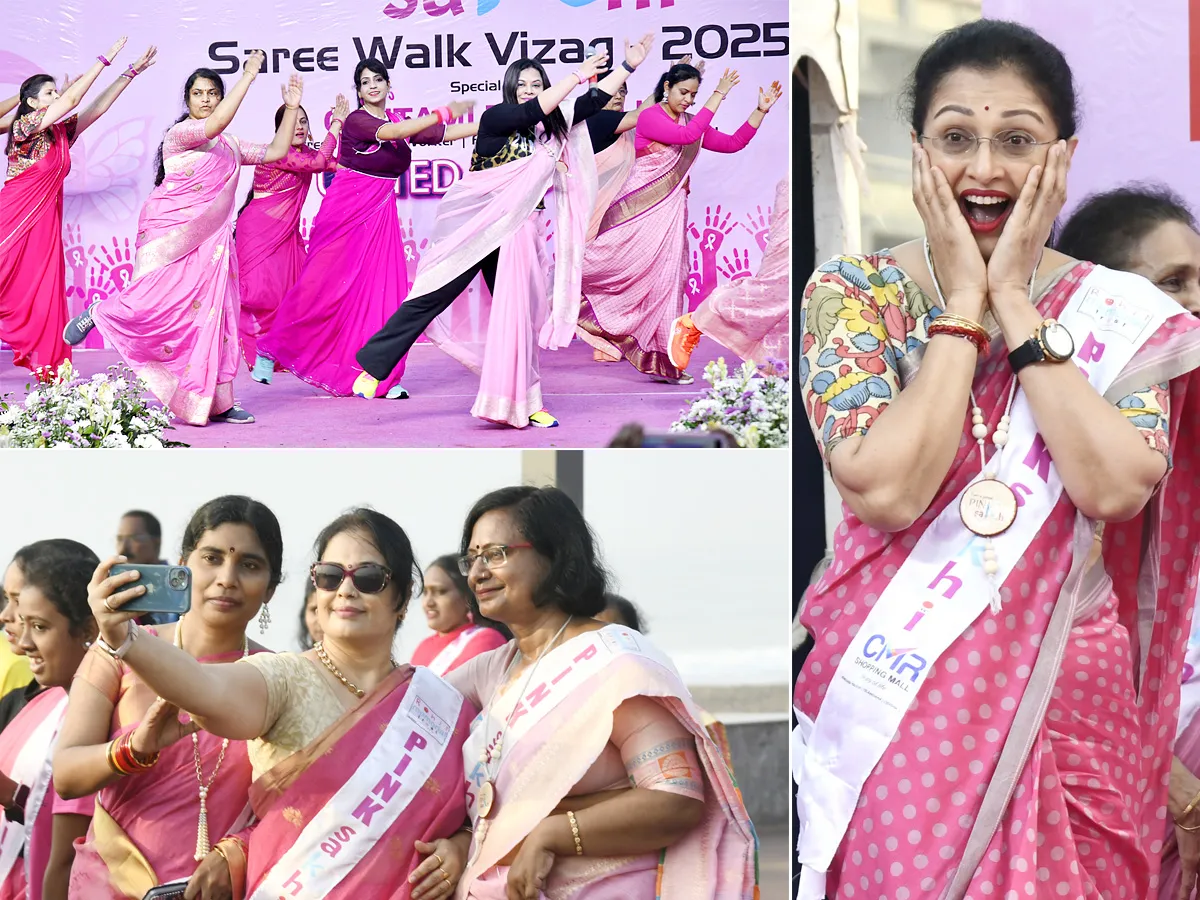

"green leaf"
[905, 279, 937, 320]
[806, 284, 846, 347]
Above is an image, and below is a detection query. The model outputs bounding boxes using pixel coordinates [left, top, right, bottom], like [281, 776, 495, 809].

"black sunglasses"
[310, 562, 392, 594]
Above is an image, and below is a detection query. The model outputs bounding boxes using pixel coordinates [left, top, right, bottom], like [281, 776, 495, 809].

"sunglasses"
[310, 562, 392, 594]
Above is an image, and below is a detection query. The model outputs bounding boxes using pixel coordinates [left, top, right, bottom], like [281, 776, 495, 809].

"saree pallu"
[245, 665, 473, 900]
[691, 177, 790, 366]
[413, 626, 507, 678]
[257, 169, 409, 396]
[576, 128, 700, 379]
[459, 625, 758, 899]
[235, 187, 307, 369]
[794, 262, 1200, 899]
[92, 131, 253, 425]
[0, 124, 72, 374]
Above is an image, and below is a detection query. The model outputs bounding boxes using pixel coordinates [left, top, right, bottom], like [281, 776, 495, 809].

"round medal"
[959, 478, 1018, 537]
[477, 780, 496, 819]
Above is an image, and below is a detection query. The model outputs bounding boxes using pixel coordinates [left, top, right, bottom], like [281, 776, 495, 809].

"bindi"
[984, 105, 989, 111]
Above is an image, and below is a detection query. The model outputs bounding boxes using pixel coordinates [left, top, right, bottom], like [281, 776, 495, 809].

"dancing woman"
[257, 60, 476, 398]
[236, 95, 348, 382]
[85, 508, 475, 900]
[793, 21, 1200, 899]
[63, 54, 304, 426]
[577, 65, 780, 384]
[0, 39, 155, 376]
[353, 37, 653, 429]
[54, 497, 279, 900]
[409, 555, 507, 676]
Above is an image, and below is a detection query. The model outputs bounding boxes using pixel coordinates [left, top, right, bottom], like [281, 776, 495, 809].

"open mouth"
[960, 192, 1013, 234]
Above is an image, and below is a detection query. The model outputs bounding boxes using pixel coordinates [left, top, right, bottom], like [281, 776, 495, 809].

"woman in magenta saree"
[64, 56, 305, 426]
[235, 98, 346, 382]
[794, 22, 1200, 900]
[577, 65, 778, 384]
[0, 39, 153, 377]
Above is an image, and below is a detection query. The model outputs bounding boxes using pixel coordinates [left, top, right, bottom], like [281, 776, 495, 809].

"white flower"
[133, 434, 163, 449]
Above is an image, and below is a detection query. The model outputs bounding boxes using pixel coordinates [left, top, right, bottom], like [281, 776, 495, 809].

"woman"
[298, 579, 320, 649]
[577, 64, 780, 385]
[257, 60, 476, 398]
[0, 39, 154, 377]
[236, 96, 349, 382]
[793, 20, 1200, 900]
[409, 555, 507, 676]
[442, 485, 757, 897]
[53, 496, 280, 900]
[85, 508, 476, 900]
[62, 56, 305, 426]
[0, 540, 99, 900]
[666, 175, 790, 373]
[353, 37, 653, 428]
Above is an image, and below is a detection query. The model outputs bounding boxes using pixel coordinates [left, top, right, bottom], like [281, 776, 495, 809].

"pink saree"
[235, 137, 338, 368]
[244, 665, 473, 900]
[92, 119, 267, 425]
[795, 258, 1200, 899]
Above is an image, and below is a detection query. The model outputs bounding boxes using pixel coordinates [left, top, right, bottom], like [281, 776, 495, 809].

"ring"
[103, 599, 115, 611]
[432, 854, 443, 867]
[440, 868, 450, 882]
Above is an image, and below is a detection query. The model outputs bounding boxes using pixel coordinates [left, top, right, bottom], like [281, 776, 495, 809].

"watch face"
[1041, 322, 1075, 360]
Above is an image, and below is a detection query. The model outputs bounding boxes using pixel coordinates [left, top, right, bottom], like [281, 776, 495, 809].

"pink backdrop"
[3, 0, 789, 351]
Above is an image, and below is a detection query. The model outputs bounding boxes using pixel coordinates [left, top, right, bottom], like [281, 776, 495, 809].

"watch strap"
[95, 622, 139, 660]
[1007, 337, 1045, 374]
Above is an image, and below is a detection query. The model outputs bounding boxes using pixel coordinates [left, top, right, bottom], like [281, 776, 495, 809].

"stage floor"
[0, 340, 736, 448]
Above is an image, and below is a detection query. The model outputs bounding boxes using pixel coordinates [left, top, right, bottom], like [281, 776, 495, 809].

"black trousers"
[356, 249, 501, 380]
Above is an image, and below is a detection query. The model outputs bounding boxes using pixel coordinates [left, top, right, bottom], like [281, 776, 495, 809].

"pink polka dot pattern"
[795, 279, 1200, 899]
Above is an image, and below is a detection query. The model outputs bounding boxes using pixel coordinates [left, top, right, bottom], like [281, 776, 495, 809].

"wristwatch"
[95, 621, 140, 660]
[1007, 318, 1074, 373]
[4, 784, 28, 824]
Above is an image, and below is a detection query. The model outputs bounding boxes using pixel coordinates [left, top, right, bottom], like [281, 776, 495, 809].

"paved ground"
[758, 824, 790, 899]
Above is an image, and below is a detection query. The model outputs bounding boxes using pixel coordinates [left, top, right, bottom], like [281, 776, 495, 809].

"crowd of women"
[0, 30, 789, 431]
[0, 485, 757, 900]
[795, 17, 1200, 900]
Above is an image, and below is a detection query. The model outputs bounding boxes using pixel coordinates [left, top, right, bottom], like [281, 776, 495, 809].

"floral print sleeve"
[1116, 382, 1170, 459]
[799, 253, 941, 465]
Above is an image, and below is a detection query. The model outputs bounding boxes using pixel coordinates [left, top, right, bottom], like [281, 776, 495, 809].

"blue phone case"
[111, 565, 192, 616]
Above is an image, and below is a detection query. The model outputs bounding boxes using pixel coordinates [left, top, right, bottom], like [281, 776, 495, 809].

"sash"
[0, 691, 68, 885]
[793, 266, 1186, 898]
[248, 667, 463, 900]
[427, 626, 483, 677]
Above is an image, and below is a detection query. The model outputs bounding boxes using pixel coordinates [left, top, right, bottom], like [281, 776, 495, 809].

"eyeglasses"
[457, 543, 532, 576]
[310, 562, 392, 594]
[919, 130, 1057, 160]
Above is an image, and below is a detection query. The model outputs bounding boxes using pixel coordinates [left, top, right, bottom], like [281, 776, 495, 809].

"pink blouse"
[162, 118, 268, 166]
[634, 103, 757, 154]
[251, 133, 339, 194]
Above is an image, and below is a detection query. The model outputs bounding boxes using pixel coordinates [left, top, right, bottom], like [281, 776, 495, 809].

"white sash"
[794, 267, 1184, 898]
[249, 667, 463, 900]
[427, 626, 483, 677]
[0, 691, 68, 885]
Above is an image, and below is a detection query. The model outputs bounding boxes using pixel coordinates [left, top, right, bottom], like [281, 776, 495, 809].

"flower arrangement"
[0, 362, 183, 448]
[670, 357, 790, 448]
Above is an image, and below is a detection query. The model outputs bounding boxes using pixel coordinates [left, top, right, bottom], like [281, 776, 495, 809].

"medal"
[477, 780, 496, 819]
[959, 477, 1018, 537]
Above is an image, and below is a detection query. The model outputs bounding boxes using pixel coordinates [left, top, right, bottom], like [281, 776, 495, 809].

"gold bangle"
[1176, 787, 1200, 824]
[566, 810, 583, 856]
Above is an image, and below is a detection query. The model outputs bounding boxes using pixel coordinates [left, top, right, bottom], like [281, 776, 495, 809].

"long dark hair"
[237, 104, 308, 218]
[654, 64, 702, 103]
[502, 59, 567, 144]
[154, 69, 226, 187]
[6, 74, 56, 155]
[426, 554, 512, 640]
[354, 59, 389, 109]
[180, 495, 284, 589]
[11, 539, 99, 639]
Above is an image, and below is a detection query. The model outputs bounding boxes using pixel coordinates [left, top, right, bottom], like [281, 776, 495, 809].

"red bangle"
[927, 320, 988, 355]
[433, 106, 452, 125]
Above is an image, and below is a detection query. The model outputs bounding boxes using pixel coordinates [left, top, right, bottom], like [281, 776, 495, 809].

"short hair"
[1055, 184, 1198, 272]
[603, 593, 646, 633]
[314, 508, 421, 616]
[12, 539, 99, 638]
[427, 554, 512, 640]
[121, 510, 162, 539]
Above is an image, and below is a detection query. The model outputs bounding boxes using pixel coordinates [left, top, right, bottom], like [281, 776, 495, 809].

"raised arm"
[203, 49, 265, 141]
[33, 36, 127, 134]
[0, 92, 18, 134]
[537, 49, 610, 118]
[75, 45, 157, 136]
[697, 81, 780, 154]
[376, 99, 473, 142]
[592, 34, 653, 104]
[261, 75, 304, 163]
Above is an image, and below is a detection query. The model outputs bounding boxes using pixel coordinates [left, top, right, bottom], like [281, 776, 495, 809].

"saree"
[92, 119, 267, 425]
[455, 625, 758, 899]
[245, 664, 473, 900]
[68, 637, 261, 900]
[411, 625, 507, 678]
[0, 112, 76, 375]
[794, 254, 1200, 899]
[415, 107, 597, 427]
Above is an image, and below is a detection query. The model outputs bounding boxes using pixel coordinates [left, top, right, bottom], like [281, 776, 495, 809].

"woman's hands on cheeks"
[87, 555, 145, 649]
[183, 847, 233, 900]
[411, 837, 466, 899]
[506, 821, 556, 900]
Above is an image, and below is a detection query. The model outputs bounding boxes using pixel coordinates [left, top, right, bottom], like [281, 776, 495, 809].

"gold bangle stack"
[1177, 788, 1200, 831]
[927, 313, 991, 355]
[566, 810, 584, 855]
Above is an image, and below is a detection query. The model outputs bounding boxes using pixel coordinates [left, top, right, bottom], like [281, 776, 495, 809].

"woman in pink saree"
[54, 496, 281, 900]
[409, 556, 508, 677]
[236, 97, 347, 382]
[63, 55, 306, 426]
[440, 485, 758, 898]
[0, 38, 154, 377]
[577, 65, 779, 385]
[794, 21, 1200, 900]
[353, 38, 653, 429]
[258, 60, 476, 399]
[87, 508, 475, 900]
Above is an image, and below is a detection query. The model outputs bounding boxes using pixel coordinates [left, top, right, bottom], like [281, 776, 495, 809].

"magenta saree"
[794, 256, 1200, 899]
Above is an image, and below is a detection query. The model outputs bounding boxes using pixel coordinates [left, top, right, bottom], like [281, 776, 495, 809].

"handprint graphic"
[686, 205, 738, 306]
[62, 223, 93, 306]
[98, 237, 135, 293]
[741, 205, 772, 252]
[717, 248, 754, 283]
[400, 218, 430, 283]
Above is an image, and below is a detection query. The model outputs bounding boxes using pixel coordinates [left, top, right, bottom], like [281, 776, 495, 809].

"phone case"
[112, 565, 192, 616]
[141, 881, 189, 900]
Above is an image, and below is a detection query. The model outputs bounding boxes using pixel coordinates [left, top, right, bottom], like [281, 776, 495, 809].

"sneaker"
[652, 372, 695, 386]
[352, 372, 379, 399]
[210, 405, 255, 424]
[63, 306, 97, 346]
[384, 383, 409, 400]
[667, 314, 702, 370]
[529, 410, 559, 428]
[250, 355, 274, 384]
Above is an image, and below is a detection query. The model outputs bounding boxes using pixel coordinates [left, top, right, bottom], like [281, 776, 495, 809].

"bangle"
[566, 811, 583, 855]
[433, 106, 452, 125]
[927, 313, 990, 355]
[573, 71, 588, 85]
[98, 54, 111, 67]
[621, 60, 635, 74]
[1177, 787, 1200, 824]
[108, 732, 158, 775]
[120, 64, 137, 80]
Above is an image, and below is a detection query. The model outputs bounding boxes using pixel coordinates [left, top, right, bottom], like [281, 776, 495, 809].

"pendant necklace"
[476, 616, 573, 820]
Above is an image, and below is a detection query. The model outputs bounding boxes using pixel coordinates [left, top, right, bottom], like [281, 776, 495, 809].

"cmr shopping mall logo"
[383, 0, 675, 18]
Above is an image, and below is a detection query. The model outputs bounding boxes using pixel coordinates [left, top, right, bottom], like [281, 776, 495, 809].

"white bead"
[1000, 415, 1011, 425]
[992, 432, 1008, 447]
[983, 560, 999, 574]
[971, 407, 982, 416]
[972, 414, 984, 425]
[983, 549, 997, 561]
[972, 423, 988, 439]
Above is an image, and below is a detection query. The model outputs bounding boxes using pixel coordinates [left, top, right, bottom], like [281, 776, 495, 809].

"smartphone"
[111, 565, 192, 616]
[142, 882, 189, 900]
[585, 43, 603, 84]
[640, 432, 737, 448]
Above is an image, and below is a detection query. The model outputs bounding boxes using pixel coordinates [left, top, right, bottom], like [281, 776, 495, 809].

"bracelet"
[95, 621, 139, 660]
[621, 60, 635, 74]
[566, 810, 583, 855]
[107, 731, 159, 775]
[119, 64, 137, 80]
[433, 106, 452, 125]
[573, 70, 588, 85]
[98, 54, 111, 67]
[927, 313, 990, 355]
[1176, 787, 1200, 824]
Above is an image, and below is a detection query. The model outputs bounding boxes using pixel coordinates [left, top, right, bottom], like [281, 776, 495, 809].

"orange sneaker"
[667, 314, 702, 370]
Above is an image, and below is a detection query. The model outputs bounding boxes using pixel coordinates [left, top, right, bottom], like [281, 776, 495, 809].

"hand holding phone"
[110, 565, 192, 616]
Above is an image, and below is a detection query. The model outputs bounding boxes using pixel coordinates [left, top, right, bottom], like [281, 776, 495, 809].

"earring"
[258, 603, 271, 634]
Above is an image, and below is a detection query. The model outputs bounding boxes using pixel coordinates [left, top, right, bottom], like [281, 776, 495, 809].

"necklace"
[476, 616, 573, 820]
[314, 640, 397, 699]
[174, 621, 248, 861]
